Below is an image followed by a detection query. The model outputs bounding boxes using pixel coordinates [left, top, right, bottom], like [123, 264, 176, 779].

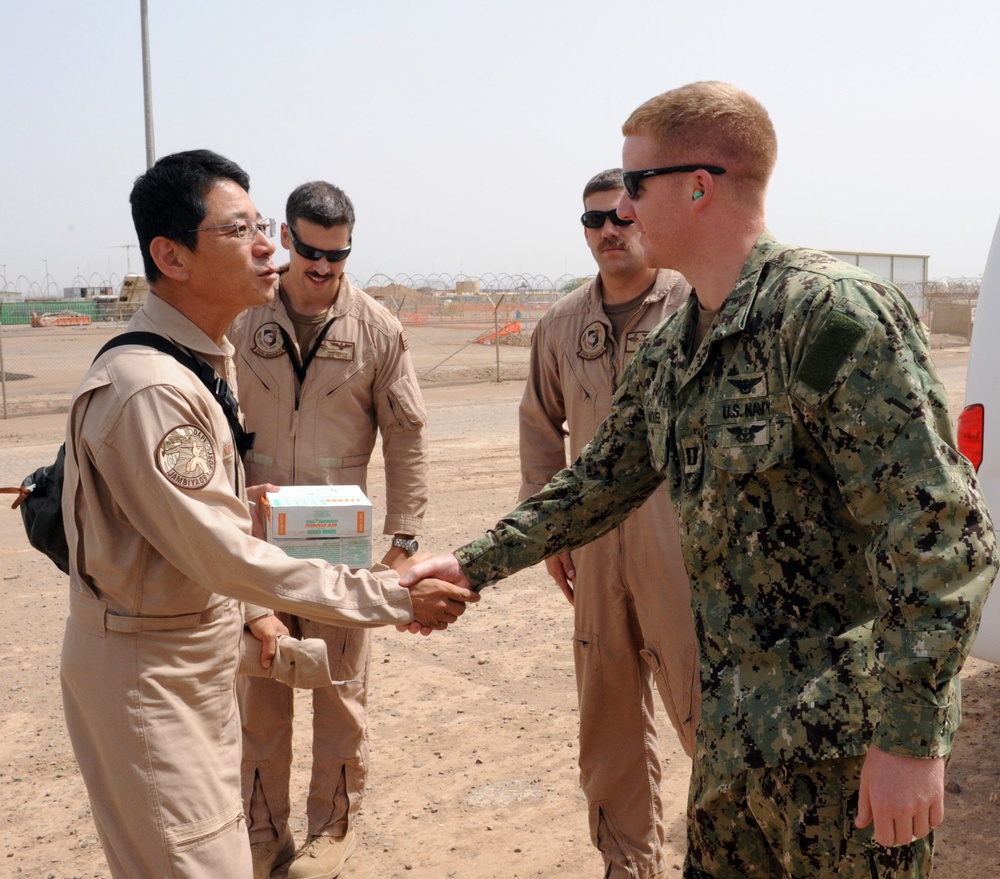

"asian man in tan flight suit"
[231, 181, 429, 879]
[59, 150, 476, 879]
[517, 169, 699, 879]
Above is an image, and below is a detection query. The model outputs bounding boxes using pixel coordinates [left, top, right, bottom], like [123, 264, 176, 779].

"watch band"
[392, 536, 419, 555]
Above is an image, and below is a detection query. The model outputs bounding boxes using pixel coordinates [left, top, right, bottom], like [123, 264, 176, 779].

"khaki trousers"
[239, 613, 371, 842]
[572, 501, 699, 879]
[61, 593, 251, 878]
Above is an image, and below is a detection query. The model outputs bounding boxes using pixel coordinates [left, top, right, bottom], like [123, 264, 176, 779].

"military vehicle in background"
[959, 214, 1000, 664]
[96, 274, 149, 321]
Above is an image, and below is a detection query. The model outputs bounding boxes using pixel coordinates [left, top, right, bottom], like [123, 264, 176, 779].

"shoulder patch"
[798, 310, 868, 394]
[157, 425, 216, 489]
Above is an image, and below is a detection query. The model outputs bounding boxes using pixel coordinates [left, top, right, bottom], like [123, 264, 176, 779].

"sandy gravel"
[0, 337, 997, 878]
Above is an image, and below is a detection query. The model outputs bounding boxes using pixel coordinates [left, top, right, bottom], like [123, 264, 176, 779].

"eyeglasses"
[288, 225, 352, 263]
[621, 165, 726, 199]
[580, 209, 633, 229]
[186, 217, 276, 239]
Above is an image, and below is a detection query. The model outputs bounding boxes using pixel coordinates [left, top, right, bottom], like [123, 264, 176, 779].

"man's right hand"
[246, 482, 280, 540]
[398, 554, 477, 634]
[545, 553, 575, 605]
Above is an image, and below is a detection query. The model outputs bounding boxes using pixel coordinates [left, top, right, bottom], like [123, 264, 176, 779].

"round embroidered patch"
[157, 425, 216, 489]
[252, 322, 285, 357]
[578, 321, 607, 359]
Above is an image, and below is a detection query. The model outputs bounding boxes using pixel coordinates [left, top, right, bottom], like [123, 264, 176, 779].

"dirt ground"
[0, 332, 997, 878]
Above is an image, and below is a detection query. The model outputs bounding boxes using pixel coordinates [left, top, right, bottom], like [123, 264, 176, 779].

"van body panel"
[964, 215, 1000, 663]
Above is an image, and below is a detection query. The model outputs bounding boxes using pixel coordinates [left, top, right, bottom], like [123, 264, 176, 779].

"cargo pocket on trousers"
[165, 800, 246, 863]
[574, 630, 602, 675]
[641, 642, 697, 753]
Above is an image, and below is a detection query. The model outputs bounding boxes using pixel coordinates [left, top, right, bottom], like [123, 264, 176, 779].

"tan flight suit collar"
[142, 291, 235, 362]
[270, 275, 359, 327]
[590, 269, 685, 315]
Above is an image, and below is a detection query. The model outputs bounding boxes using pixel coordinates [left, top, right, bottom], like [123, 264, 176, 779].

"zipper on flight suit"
[277, 319, 337, 474]
[614, 297, 655, 573]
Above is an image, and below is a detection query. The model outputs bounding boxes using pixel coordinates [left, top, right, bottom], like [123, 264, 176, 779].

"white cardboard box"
[273, 536, 373, 568]
[262, 485, 373, 540]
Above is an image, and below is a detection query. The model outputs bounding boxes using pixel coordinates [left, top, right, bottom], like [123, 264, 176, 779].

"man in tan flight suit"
[59, 150, 476, 879]
[231, 181, 429, 879]
[518, 169, 699, 878]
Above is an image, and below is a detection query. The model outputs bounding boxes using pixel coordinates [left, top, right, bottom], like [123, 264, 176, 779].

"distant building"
[822, 250, 929, 314]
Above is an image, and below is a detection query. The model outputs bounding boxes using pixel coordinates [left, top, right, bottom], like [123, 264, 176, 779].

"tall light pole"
[140, 0, 155, 169]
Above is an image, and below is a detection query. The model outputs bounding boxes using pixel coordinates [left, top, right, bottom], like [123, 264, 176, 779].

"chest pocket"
[319, 352, 372, 398]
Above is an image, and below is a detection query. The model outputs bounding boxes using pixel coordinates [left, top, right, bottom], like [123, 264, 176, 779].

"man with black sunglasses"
[230, 181, 430, 879]
[517, 168, 696, 879]
[401, 81, 997, 878]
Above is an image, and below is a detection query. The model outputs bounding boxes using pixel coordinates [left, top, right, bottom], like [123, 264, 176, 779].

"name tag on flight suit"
[316, 340, 355, 360]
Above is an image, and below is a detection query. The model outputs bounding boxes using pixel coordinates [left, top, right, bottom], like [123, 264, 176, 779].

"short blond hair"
[623, 82, 777, 197]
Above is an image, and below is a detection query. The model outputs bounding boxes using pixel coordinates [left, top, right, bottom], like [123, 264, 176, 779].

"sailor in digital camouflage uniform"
[401, 83, 997, 878]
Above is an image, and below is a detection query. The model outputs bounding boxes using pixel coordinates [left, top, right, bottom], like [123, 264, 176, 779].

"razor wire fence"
[0, 272, 586, 419]
[2, 271, 980, 420]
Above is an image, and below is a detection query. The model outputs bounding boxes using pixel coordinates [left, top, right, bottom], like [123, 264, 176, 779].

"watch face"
[394, 537, 418, 554]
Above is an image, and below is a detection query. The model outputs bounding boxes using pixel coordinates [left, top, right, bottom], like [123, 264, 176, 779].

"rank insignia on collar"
[317, 339, 355, 360]
[157, 425, 216, 489]
[578, 321, 607, 360]
[252, 323, 285, 357]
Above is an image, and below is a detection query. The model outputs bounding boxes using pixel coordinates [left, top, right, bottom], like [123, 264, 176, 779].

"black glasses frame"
[287, 225, 352, 263]
[580, 209, 634, 229]
[621, 165, 726, 199]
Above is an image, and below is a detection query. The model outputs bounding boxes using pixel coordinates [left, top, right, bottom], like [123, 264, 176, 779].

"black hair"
[129, 149, 251, 281]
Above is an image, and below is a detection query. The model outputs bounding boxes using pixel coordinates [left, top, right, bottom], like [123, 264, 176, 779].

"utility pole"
[113, 244, 138, 273]
[140, 0, 155, 169]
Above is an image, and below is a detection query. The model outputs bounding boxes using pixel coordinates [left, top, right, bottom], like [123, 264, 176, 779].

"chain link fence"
[0, 273, 584, 419]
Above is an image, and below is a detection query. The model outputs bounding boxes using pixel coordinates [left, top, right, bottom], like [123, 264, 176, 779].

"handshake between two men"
[395, 550, 477, 635]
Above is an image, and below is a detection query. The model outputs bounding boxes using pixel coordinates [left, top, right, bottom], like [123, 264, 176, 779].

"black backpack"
[2, 332, 253, 574]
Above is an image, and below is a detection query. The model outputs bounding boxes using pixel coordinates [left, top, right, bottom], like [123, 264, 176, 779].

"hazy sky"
[2, 0, 999, 294]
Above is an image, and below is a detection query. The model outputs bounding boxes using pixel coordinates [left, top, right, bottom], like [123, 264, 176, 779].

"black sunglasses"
[621, 164, 726, 199]
[580, 209, 634, 229]
[287, 225, 352, 263]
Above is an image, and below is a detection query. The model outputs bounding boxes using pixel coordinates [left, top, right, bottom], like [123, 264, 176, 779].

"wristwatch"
[391, 535, 419, 556]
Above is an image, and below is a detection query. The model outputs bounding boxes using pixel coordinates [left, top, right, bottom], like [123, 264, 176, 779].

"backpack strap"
[95, 332, 255, 460]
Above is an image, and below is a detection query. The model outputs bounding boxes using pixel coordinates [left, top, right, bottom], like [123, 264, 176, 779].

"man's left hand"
[855, 746, 945, 846]
[247, 614, 290, 669]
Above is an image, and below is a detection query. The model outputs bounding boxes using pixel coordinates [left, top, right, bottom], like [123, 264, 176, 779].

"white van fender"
[961, 214, 1000, 664]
